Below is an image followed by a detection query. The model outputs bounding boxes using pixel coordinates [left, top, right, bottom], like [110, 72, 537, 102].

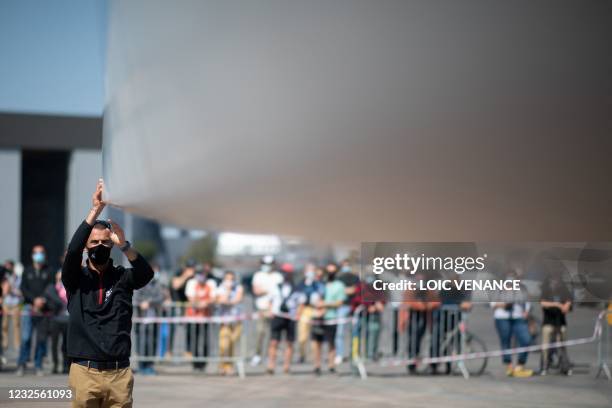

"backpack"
[279, 283, 294, 314]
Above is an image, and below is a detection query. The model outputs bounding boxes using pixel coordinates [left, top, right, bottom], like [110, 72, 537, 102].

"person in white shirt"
[266, 271, 305, 374]
[250, 256, 283, 366]
[215, 271, 244, 375]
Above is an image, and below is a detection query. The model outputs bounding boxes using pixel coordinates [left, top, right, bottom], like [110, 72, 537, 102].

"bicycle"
[437, 309, 488, 377]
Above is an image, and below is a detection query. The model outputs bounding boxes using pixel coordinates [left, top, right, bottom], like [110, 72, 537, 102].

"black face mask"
[88, 245, 112, 265]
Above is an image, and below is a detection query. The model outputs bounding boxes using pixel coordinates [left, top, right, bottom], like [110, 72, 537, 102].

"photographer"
[62, 180, 154, 407]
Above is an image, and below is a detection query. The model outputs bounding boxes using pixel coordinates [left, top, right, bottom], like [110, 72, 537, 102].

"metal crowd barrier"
[351, 305, 481, 379]
[130, 302, 364, 377]
[1, 310, 22, 354]
[131, 304, 248, 378]
[3, 303, 609, 382]
[595, 310, 611, 381]
[353, 306, 612, 381]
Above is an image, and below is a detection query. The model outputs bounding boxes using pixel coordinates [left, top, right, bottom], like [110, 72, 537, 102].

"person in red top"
[398, 272, 440, 374]
[351, 278, 386, 361]
[185, 268, 216, 371]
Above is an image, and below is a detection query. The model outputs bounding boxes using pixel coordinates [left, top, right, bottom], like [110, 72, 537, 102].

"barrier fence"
[350, 305, 485, 379]
[130, 304, 357, 378]
[351, 307, 611, 380]
[133, 311, 249, 378]
[596, 309, 611, 380]
[1, 305, 610, 381]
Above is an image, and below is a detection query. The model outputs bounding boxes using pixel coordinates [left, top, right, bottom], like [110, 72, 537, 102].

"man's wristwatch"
[119, 241, 131, 252]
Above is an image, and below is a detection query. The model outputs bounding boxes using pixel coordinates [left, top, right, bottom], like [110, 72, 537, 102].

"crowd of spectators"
[0, 247, 593, 379]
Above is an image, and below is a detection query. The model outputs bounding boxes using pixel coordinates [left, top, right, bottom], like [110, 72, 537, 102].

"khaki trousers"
[297, 306, 313, 359]
[541, 324, 566, 370]
[68, 363, 134, 408]
[219, 323, 242, 372]
[254, 313, 270, 356]
[2, 304, 21, 350]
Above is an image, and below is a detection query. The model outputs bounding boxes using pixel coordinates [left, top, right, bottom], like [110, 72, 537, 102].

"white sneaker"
[35, 368, 45, 377]
[250, 355, 262, 366]
[334, 355, 343, 366]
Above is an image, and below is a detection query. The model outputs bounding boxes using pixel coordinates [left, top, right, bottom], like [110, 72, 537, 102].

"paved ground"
[1, 366, 611, 408]
[1, 306, 610, 407]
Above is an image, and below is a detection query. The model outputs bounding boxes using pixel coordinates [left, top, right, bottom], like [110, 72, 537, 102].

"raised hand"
[92, 179, 106, 212]
[182, 267, 196, 279]
[108, 219, 139, 262]
[108, 219, 126, 247]
[86, 179, 107, 225]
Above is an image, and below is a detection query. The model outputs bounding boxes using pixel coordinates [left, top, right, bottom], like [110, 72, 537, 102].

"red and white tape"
[132, 311, 356, 326]
[378, 310, 608, 367]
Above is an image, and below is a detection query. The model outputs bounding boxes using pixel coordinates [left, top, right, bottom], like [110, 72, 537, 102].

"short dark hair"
[93, 220, 112, 230]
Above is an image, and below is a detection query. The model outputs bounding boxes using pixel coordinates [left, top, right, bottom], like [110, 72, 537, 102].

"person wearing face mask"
[266, 263, 305, 374]
[62, 180, 154, 407]
[311, 263, 346, 375]
[250, 255, 283, 366]
[16, 245, 54, 376]
[215, 270, 244, 375]
[335, 259, 360, 365]
[184, 263, 217, 371]
[351, 274, 386, 362]
[295, 263, 325, 363]
[133, 263, 166, 375]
